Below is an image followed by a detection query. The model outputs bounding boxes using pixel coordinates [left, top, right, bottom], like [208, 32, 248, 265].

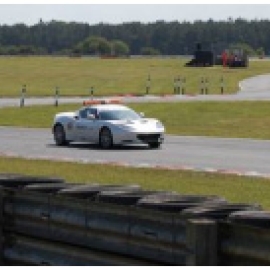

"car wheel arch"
[99, 126, 110, 135]
[53, 122, 64, 132]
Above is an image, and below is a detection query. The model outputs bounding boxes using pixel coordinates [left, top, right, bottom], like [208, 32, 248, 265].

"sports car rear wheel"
[99, 128, 113, 149]
[54, 124, 68, 146]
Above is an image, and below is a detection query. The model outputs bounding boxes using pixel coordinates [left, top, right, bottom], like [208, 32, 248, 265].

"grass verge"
[0, 156, 269, 209]
[2, 101, 270, 139]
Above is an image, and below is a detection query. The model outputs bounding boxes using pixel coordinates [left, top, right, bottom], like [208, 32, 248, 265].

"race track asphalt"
[1, 126, 270, 178]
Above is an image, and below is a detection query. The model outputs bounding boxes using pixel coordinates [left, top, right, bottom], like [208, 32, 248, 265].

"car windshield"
[99, 109, 141, 121]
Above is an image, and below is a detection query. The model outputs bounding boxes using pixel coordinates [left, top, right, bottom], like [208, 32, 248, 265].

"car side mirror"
[139, 112, 145, 118]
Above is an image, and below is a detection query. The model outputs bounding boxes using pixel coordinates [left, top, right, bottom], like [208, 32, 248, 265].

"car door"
[74, 108, 97, 142]
[86, 108, 101, 143]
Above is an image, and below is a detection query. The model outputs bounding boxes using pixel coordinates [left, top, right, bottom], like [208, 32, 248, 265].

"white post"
[220, 76, 224, 94]
[20, 84, 26, 108]
[55, 86, 59, 107]
[90, 86, 94, 100]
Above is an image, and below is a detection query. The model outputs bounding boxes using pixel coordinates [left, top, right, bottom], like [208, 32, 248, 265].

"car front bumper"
[113, 130, 164, 145]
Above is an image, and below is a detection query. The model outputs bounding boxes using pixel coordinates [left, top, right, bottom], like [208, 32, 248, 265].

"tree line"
[0, 18, 269, 56]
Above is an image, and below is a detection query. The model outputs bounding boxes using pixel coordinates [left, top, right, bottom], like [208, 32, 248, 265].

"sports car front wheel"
[54, 124, 68, 146]
[99, 128, 113, 149]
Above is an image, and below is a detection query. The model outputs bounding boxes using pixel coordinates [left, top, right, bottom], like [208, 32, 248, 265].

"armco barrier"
[0, 173, 270, 265]
[0, 186, 3, 265]
[3, 235, 154, 266]
[3, 189, 183, 264]
[218, 221, 270, 265]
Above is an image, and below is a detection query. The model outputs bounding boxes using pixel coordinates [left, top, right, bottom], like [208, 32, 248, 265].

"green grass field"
[2, 101, 270, 140]
[0, 156, 269, 209]
[0, 56, 269, 97]
[1, 57, 270, 209]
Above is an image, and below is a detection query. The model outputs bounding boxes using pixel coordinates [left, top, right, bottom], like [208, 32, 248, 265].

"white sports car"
[52, 101, 165, 149]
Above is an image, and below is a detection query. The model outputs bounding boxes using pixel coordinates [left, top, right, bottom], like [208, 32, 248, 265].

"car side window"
[88, 108, 98, 119]
[79, 108, 99, 119]
[79, 108, 88, 119]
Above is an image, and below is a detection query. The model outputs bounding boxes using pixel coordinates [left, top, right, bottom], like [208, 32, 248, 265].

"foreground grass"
[2, 101, 270, 139]
[0, 57, 269, 96]
[0, 156, 269, 209]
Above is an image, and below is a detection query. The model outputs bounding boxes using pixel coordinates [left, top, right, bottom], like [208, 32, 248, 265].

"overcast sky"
[0, 2, 269, 26]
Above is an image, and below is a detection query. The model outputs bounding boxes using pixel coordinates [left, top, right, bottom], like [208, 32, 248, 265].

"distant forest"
[0, 18, 269, 56]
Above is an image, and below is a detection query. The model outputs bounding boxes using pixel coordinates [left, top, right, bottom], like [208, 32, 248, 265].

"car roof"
[85, 104, 131, 111]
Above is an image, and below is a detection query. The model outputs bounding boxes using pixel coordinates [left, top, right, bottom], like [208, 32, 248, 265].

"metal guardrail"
[1, 174, 270, 265]
[2, 189, 189, 265]
[219, 222, 270, 265]
[3, 234, 155, 266]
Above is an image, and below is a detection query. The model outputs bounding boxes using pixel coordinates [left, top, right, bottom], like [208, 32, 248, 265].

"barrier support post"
[205, 77, 209, 95]
[200, 77, 204, 95]
[173, 77, 177, 94]
[90, 86, 94, 100]
[20, 84, 26, 108]
[182, 77, 186, 95]
[55, 86, 59, 107]
[186, 219, 217, 266]
[146, 74, 151, 95]
[177, 77, 182, 95]
[220, 76, 224, 94]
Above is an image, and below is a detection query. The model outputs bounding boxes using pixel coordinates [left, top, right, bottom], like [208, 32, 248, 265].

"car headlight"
[156, 121, 164, 129]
